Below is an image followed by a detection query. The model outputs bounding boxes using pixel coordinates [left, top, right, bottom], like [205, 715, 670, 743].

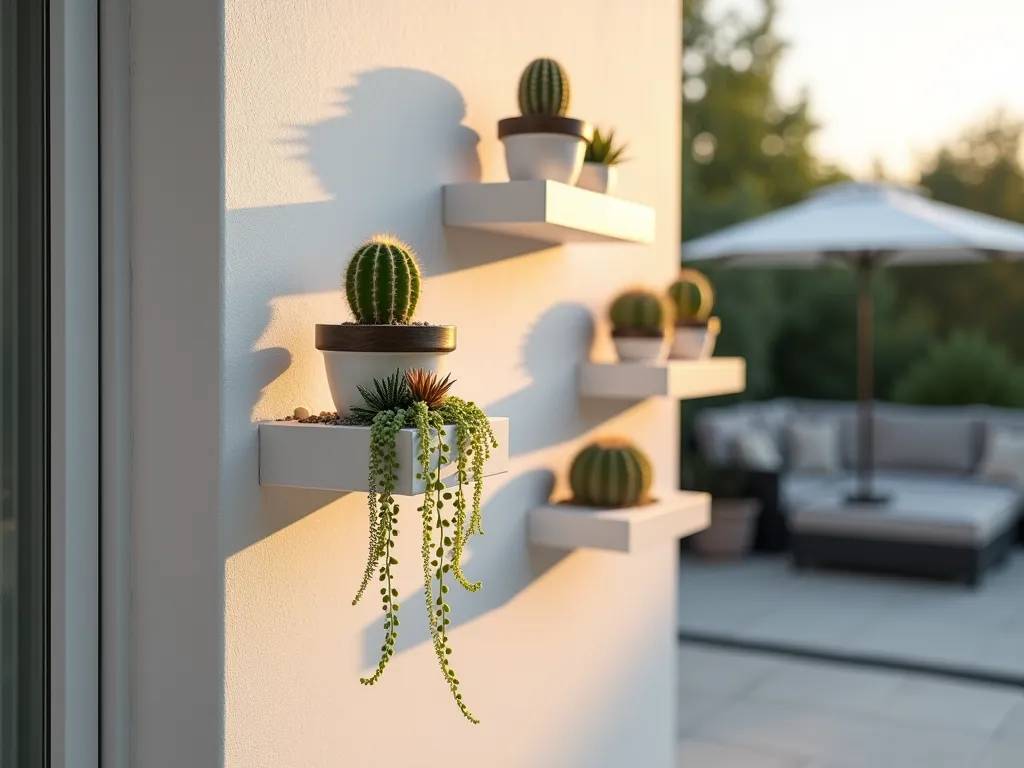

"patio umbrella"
[683, 181, 1024, 504]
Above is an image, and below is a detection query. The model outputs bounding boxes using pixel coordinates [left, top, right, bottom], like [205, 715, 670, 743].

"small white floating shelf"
[528, 491, 711, 553]
[258, 418, 510, 495]
[443, 180, 655, 244]
[579, 358, 746, 400]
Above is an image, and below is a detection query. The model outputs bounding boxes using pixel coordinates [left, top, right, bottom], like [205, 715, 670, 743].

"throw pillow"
[978, 429, 1024, 486]
[787, 419, 840, 474]
[735, 427, 782, 471]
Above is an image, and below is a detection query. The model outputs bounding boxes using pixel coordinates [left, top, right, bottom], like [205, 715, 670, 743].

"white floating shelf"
[258, 418, 509, 495]
[529, 491, 710, 553]
[443, 180, 655, 244]
[579, 358, 746, 400]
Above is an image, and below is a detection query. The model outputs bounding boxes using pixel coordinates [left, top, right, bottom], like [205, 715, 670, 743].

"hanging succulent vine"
[345, 369, 498, 723]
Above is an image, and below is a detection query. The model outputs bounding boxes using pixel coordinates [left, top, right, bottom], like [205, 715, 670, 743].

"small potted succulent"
[568, 439, 653, 507]
[498, 58, 593, 184]
[294, 369, 499, 724]
[315, 234, 455, 416]
[609, 289, 669, 363]
[667, 268, 720, 360]
[576, 127, 628, 194]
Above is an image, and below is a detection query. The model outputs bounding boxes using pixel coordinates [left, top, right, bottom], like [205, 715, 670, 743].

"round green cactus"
[668, 269, 714, 325]
[344, 234, 422, 324]
[569, 439, 654, 508]
[609, 289, 665, 333]
[518, 58, 571, 116]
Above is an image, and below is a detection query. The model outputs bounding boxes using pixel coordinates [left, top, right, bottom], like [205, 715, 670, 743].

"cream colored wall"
[223, 1, 681, 765]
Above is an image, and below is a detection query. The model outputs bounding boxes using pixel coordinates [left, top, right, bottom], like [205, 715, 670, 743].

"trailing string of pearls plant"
[345, 368, 497, 723]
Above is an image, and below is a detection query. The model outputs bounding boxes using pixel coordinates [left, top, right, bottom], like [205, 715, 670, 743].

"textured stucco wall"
[223, 1, 681, 765]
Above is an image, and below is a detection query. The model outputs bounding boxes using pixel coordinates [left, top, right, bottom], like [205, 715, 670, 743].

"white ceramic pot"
[321, 350, 450, 416]
[576, 162, 617, 194]
[315, 325, 456, 416]
[669, 324, 719, 360]
[502, 133, 587, 184]
[612, 335, 668, 363]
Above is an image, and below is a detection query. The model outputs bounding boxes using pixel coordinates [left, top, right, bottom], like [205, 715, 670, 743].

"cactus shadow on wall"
[485, 302, 633, 457]
[360, 469, 567, 666]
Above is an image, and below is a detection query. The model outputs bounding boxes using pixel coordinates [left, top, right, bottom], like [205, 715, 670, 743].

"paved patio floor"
[677, 642, 1024, 767]
[678, 552, 1024, 682]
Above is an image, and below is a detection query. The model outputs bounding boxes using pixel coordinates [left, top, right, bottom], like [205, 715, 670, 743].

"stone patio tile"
[993, 700, 1024, 745]
[677, 643, 784, 697]
[875, 676, 1024, 734]
[746, 657, 905, 711]
[677, 688, 736, 734]
[676, 737, 803, 768]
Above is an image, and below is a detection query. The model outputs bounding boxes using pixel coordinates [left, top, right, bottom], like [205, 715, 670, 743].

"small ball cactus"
[668, 269, 714, 325]
[609, 289, 666, 335]
[344, 234, 422, 325]
[569, 439, 654, 508]
[518, 58, 571, 116]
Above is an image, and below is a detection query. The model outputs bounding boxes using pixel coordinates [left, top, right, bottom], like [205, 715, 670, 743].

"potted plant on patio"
[315, 234, 455, 416]
[568, 439, 653, 507]
[609, 288, 669, 363]
[667, 268, 720, 360]
[498, 57, 593, 184]
[682, 451, 761, 560]
[294, 369, 499, 724]
[576, 126, 628, 194]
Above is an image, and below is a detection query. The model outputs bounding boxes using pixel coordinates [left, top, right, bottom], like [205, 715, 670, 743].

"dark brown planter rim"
[674, 320, 710, 329]
[498, 115, 594, 142]
[315, 324, 456, 353]
[611, 328, 665, 339]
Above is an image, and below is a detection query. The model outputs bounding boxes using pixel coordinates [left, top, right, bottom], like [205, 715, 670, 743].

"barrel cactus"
[518, 58, 571, 116]
[668, 269, 714, 325]
[344, 234, 422, 325]
[609, 289, 666, 335]
[569, 439, 654, 508]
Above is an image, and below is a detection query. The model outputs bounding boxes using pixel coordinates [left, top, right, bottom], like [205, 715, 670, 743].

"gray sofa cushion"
[785, 471, 1023, 546]
[873, 411, 980, 474]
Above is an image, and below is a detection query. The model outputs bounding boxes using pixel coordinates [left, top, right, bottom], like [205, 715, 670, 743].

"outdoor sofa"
[692, 399, 1024, 585]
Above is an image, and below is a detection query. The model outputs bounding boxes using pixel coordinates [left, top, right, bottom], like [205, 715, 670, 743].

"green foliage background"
[682, 0, 1024, 417]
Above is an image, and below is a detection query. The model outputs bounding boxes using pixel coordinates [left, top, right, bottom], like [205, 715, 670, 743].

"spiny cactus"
[569, 439, 654, 508]
[344, 234, 422, 325]
[668, 269, 714, 325]
[518, 58, 571, 116]
[609, 290, 665, 333]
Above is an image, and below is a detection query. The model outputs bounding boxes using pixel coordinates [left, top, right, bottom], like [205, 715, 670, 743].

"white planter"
[669, 325, 718, 360]
[576, 162, 617, 194]
[321, 350, 451, 416]
[501, 133, 587, 184]
[612, 335, 667, 363]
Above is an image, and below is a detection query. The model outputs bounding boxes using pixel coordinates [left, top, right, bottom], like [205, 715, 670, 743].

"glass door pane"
[0, 0, 49, 766]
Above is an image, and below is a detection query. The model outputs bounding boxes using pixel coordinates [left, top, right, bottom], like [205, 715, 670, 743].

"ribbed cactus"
[609, 290, 665, 333]
[569, 440, 654, 508]
[668, 269, 714, 325]
[518, 58, 571, 116]
[344, 234, 422, 325]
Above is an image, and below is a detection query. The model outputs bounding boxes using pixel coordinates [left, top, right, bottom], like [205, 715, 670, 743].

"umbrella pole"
[850, 253, 888, 505]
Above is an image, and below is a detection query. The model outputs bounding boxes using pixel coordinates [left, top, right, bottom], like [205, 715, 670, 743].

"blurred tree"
[895, 111, 1024, 362]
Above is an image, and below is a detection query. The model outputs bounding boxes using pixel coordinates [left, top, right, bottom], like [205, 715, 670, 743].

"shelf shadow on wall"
[485, 302, 633, 457]
[360, 469, 566, 666]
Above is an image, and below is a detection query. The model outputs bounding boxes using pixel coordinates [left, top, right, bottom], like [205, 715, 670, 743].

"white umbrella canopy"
[683, 181, 1024, 267]
[682, 181, 1024, 505]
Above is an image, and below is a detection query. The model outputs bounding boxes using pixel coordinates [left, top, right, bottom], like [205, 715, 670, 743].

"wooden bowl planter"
[499, 58, 593, 184]
[609, 289, 669, 363]
[668, 269, 720, 360]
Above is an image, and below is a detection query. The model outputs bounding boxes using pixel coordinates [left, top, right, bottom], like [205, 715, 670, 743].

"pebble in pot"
[315, 234, 455, 416]
[576, 126, 629, 195]
[498, 58, 593, 184]
[609, 289, 669, 363]
[667, 269, 719, 360]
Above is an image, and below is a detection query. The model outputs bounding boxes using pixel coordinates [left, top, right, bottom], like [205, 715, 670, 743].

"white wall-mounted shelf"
[579, 358, 745, 400]
[443, 180, 655, 244]
[528, 491, 710, 553]
[259, 418, 509, 495]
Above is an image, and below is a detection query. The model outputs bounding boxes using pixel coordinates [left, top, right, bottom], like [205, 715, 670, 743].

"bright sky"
[711, 0, 1024, 179]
